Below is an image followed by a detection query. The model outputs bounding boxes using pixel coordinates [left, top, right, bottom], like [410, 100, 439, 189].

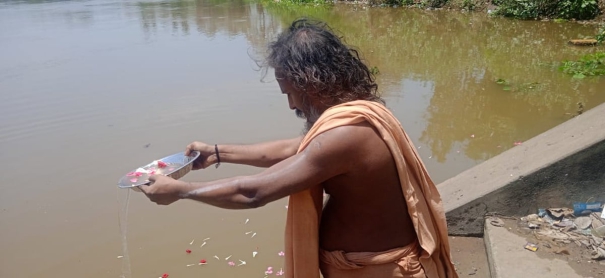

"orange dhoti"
[320, 241, 426, 278]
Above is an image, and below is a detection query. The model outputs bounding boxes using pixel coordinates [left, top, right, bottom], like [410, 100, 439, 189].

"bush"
[462, 0, 477, 10]
[493, 0, 600, 20]
[558, 0, 600, 19]
[422, 0, 449, 7]
[270, 0, 331, 4]
[382, 0, 444, 7]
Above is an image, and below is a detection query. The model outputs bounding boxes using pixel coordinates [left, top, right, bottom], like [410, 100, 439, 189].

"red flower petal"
[158, 161, 167, 168]
[129, 178, 138, 183]
[162, 274, 169, 278]
[186, 249, 192, 254]
[200, 259, 206, 264]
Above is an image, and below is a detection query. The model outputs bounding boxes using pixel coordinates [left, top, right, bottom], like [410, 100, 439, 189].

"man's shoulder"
[299, 120, 390, 178]
[305, 121, 381, 156]
[320, 119, 376, 138]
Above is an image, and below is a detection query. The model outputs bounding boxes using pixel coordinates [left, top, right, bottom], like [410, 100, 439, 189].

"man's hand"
[139, 175, 188, 205]
[185, 141, 216, 170]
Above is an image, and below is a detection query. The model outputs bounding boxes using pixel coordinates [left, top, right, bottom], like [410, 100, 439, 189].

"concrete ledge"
[438, 103, 605, 236]
[484, 220, 581, 278]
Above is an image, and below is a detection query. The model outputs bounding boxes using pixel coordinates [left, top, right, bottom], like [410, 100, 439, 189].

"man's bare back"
[318, 121, 417, 253]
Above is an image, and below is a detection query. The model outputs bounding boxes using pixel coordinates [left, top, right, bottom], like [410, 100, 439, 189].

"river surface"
[1, 0, 604, 277]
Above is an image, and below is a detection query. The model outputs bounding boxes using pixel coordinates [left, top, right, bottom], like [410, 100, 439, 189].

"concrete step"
[449, 236, 490, 277]
[484, 219, 584, 278]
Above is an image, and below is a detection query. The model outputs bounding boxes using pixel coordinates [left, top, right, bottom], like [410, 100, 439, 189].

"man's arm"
[217, 136, 303, 168]
[142, 126, 359, 208]
[187, 136, 303, 169]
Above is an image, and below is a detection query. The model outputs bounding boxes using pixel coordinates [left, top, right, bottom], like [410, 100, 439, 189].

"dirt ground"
[503, 218, 605, 277]
[449, 236, 490, 277]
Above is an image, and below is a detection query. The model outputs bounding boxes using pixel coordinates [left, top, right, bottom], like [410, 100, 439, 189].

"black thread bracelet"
[214, 144, 221, 168]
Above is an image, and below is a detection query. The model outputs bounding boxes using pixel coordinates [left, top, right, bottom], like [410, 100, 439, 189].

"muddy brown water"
[1, 0, 604, 277]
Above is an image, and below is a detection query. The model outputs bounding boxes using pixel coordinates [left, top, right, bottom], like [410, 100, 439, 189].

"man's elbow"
[245, 196, 266, 209]
[237, 181, 267, 209]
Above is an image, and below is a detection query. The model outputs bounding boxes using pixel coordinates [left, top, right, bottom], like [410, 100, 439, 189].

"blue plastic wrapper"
[538, 208, 547, 217]
[573, 202, 603, 216]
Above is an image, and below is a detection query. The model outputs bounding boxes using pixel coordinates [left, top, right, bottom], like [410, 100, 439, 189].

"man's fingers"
[138, 184, 149, 194]
[185, 144, 193, 156]
[185, 142, 200, 156]
[140, 176, 160, 195]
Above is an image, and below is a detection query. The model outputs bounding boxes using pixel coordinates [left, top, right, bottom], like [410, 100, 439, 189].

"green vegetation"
[597, 26, 605, 44]
[461, 0, 478, 10]
[421, 0, 449, 8]
[260, 0, 332, 5]
[495, 78, 512, 91]
[559, 52, 605, 78]
[261, 0, 604, 20]
[370, 66, 380, 75]
[263, 0, 603, 20]
[492, 0, 600, 20]
[382, 0, 449, 8]
[495, 79, 543, 92]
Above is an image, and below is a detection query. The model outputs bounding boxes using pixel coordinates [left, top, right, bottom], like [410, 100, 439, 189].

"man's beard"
[295, 108, 305, 119]
[295, 107, 320, 135]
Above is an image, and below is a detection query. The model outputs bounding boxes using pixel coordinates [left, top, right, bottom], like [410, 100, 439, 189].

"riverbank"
[326, 0, 605, 23]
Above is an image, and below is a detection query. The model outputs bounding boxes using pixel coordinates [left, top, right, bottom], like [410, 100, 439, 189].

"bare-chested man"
[140, 19, 457, 278]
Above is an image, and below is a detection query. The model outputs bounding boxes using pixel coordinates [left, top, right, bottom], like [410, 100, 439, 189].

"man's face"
[275, 70, 320, 133]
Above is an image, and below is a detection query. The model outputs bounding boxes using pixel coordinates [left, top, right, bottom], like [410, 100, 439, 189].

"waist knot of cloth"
[320, 241, 422, 270]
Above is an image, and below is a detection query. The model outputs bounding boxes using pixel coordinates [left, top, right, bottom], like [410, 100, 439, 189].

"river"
[1, 0, 604, 277]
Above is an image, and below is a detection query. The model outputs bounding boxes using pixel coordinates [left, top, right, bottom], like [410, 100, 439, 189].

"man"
[140, 18, 457, 278]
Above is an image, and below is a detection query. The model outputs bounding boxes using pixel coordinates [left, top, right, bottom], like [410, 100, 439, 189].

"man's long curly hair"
[265, 18, 383, 106]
